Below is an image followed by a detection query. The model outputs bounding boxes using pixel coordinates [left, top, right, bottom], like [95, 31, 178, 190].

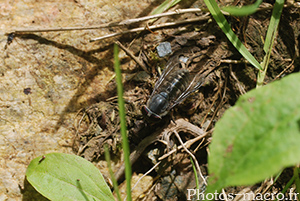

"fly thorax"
[147, 92, 169, 116]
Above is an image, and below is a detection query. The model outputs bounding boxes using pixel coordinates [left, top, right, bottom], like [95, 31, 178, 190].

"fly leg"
[169, 109, 177, 125]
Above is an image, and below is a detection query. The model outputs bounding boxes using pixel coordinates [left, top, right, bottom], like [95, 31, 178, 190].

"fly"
[142, 53, 209, 120]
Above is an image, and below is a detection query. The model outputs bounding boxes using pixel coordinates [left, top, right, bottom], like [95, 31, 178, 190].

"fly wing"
[166, 71, 204, 110]
[150, 54, 182, 97]
[166, 58, 219, 110]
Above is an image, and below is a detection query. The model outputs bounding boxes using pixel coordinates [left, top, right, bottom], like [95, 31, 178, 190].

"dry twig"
[274, 60, 294, 80]
[114, 118, 207, 182]
[229, 65, 246, 95]
[173, 130, 207, 185]
[9, 8, 203, 34]
[158, 130, 211, 160]
[128, 161, 162, 200]
[115, 41, 149, 73]
[90, 15, 210, 42]
[205, 71, 228, 131]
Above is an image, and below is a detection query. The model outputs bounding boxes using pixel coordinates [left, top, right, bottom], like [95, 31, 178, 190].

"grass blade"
[294, 167, 300, 201]
[150, 0, 182, 15]
[256, 0, 284, 87]
[221, 0, 263, 16]
[104, 145, 122, 201]
[203, 0, 262, 70]
[190, 157, 200, 189]
[114, 43, 132, 201]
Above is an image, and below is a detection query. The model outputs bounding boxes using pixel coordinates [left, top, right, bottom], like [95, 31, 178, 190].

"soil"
[1, 0, 299, 200]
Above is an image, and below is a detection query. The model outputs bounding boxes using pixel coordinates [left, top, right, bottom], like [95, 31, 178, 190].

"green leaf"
[207, 72, 300, 193]
[203, 0, 262, 70]
[221, 0, 262, 16]
[26, 153, 114, 201]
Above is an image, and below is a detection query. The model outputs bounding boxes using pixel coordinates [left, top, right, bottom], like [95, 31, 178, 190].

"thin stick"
[9, 3, 300, 34]
[229, 65, 246, 95]
[173, 130, 207, 185]
[205, 72, 228, 131]
[90, 14, 210, 42]
[274, 60, 294, 80]
[73, 108, 85, 152]
[13, 25, 109, 33]
[114, 118, 206, 182]
[127, 161, 161, 201]
[222, 189, 229, 201]
[119, 8, 202, 25]
[10, 8, 203, 34]
[220, 59, 249, 64]
[115, 41, 149, 73]
[158, 131, 210, 160]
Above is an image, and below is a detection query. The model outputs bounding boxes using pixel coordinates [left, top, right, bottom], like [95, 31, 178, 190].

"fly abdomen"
[162, 69, 190, 101]
[145, 69, 190, 118]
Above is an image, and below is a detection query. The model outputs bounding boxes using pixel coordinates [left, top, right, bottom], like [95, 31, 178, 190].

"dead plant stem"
[173, 130, 207, 185]
[115, 41, 149, 73]
[10, 8, 203, 34]
[90, 15, 210, 42]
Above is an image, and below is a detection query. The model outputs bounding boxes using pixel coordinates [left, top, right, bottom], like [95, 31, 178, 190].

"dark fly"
[142, 53, 207, 119]
[4, 33, 15, 50]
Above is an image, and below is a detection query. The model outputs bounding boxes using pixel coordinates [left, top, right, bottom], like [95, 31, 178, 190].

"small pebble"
[156, 42, 172, 57]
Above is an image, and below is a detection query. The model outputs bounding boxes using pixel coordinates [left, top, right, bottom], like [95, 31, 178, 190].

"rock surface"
[0, 0, 153, 199]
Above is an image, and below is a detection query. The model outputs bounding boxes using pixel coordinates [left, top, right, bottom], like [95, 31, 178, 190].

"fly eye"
[150, 113, 162, 120]
[141, 105, 162, 121]
[141, 105, 150, 116]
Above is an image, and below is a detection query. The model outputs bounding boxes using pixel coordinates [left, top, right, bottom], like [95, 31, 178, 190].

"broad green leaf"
[203, 0, 262, 70]
[26, 153, 114, 201]
[207, 72, 300, 193]
[221, 0, 262, 16]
